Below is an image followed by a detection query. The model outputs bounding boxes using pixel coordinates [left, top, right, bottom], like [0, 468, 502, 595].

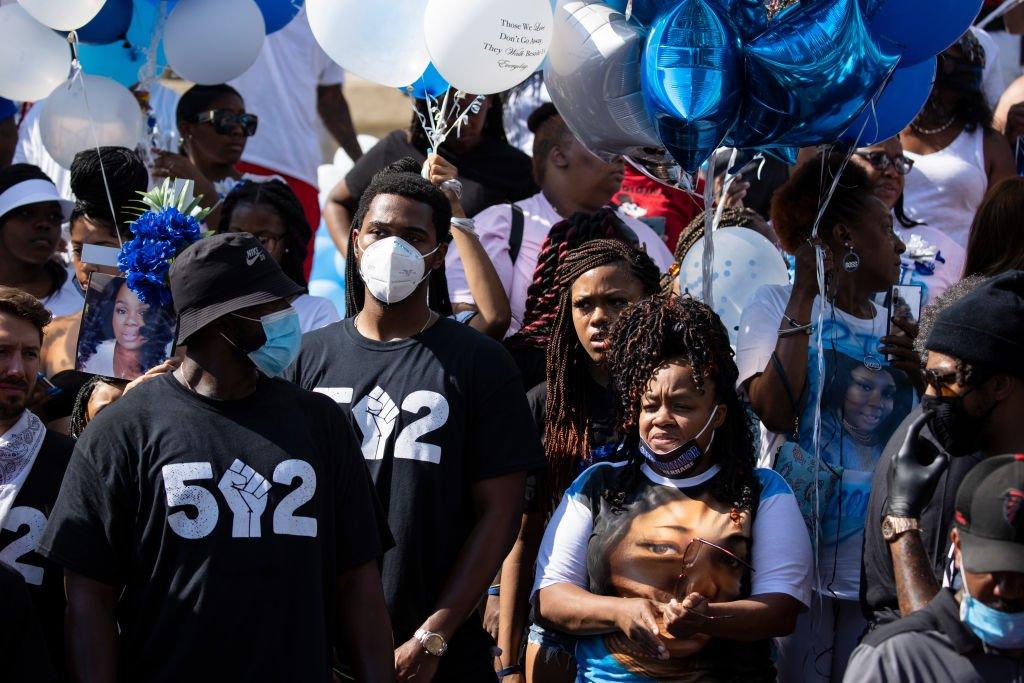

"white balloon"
[425, 0, 553, 95]
[306, 0, 430, 88]
[19, 0, 106, 31]
[0, 5, 71, 102]
[40, 75, 145, 169]
[679, 228, 790, 346]
[164, 0, 266, 85]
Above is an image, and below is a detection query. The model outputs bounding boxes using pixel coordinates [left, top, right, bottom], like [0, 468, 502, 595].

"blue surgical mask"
[226, 308, 302, 377]
[960, 577, 1024, 650]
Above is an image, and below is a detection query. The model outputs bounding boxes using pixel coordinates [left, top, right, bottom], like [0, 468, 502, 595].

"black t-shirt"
[344, 130, 538, 219]
[0, 427, 72, 679]
[37, 374, 390, 683]
[284, 317, 545, 678]
[860, 405, 980, 627]
[0, 561, 56, 683]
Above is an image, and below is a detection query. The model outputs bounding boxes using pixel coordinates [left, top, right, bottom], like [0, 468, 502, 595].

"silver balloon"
[625, 153, 697, 193]
[545, 0, 661, 161]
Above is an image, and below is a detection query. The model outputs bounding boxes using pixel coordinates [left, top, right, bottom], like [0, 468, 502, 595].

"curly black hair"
[606, 294, 759, 513]
[542, 239, 662, 504]
[69, 147, 148, 236]
[344, 157, 453, 317]
[78, 277, 176, 376]
[219, 179, 310, 289]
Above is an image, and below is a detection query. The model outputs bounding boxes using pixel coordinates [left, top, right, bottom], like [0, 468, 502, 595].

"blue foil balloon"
[841, 56, 936, 146]
[866, 0, 983, 66]
[78, 2, 168, 87]
[402, 62, 449, 100]
[642, 0, 743, 173]
[257, 0, 305, 34]
[731, 0, 899, 149]
[76, 0, 134, 45]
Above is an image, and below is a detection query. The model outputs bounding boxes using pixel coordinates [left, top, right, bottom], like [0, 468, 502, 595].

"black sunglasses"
[854, 151, 914, 176]
[194, 109, 258, 137]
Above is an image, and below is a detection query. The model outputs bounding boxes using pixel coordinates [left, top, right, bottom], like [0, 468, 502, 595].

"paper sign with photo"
[75, 273, 177, 381]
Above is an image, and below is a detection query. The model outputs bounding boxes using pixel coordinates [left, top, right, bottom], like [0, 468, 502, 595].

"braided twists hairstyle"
[606, 294, 759, 512]
[344, 157, 453, 317]
[509, 208, 638, 349]
[543, 239, 661, 502]
[219, 179, 311, 289]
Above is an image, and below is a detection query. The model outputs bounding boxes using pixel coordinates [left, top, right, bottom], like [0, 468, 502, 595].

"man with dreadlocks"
[533, 294, 811, 681]
[445, 102, 673, 349]
[284, 158, 544, 682]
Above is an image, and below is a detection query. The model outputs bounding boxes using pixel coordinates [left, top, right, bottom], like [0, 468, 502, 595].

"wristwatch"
[414, 628, 448, 657]
[881, 515, 921, 542]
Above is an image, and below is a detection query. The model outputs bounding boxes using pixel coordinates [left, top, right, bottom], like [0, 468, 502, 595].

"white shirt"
[895, 224, 966, 306]
[229, 7, 345, 186]
[445, 191, 675, 336]
[291, 293, 340, 333]
[41, 276, 84, 318]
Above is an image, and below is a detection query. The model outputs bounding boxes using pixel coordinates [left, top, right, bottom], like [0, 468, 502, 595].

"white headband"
[0, 178, 74, 222]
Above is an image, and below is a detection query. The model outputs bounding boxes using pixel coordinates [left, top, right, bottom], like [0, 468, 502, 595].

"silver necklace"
[354, 310, 436, 337]
[863, 310, 882, 371]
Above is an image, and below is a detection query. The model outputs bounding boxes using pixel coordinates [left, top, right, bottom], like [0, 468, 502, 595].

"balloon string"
[977, 0, 1024, 29]
[69, 54, 125, 250]
[700, 154, 716, 308]
[414, 90, 484, 161]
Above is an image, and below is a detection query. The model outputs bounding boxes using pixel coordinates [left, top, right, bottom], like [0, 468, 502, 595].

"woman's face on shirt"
[607, 496, 751, 657]
[112, 283, 148, 351]
[843, 365, 896, 435]
[638, 360, 725, 460]
[70, 215, 121, 291]
[850, 137, 905, 210]
[571, 263, 645, 366]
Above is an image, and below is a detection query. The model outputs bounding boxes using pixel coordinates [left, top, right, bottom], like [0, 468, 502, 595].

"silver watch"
[414, 628, 448, 657]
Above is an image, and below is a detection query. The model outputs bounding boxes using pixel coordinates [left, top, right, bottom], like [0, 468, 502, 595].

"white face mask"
[357, 236, 439, 304]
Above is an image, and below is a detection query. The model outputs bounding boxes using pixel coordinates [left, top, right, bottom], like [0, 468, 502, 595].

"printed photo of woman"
[75, 273, 176, 381]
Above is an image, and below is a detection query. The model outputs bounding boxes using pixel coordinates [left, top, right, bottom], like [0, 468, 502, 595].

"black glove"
[884, 410, 950, 518]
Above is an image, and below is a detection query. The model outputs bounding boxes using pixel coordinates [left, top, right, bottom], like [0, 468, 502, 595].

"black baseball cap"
[169, 232, 302, 343]
[954, 453, 1024, 574]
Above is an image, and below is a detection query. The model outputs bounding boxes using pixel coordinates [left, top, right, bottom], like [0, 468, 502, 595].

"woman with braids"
[489, 240, 661, 682]
[532, 294, 811, 682]
[41, 148, 149, 377]
[323, 91, 536, 258]
[0, 164, 76, 317]
[735, 152, 915, 682]
[68, 375, 127, 439]
[901, 31, 1015, 252]
[219, 178, 339, 332]
[76, 276, 175, 380]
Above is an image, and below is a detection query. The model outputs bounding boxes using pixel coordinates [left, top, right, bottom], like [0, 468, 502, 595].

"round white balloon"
[679, 227, 790, 346]
[40, 75, 145, 169]
[0, 5, 71, 102]
[306, 0, 430, 88]
[424, 0, 553, 95]
[19, 0, 106, 31]
[164, 0, 266, 85]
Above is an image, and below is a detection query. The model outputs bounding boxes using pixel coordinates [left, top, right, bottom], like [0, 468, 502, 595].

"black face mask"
[920, 392, 994, 456]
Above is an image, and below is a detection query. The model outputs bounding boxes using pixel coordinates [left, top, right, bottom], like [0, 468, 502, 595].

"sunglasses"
[194, 110, 258, 137]
[672, 537, 753, 617]
[854, 151, 914, 176]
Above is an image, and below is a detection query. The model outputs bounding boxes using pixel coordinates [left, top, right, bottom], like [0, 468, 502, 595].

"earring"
[842, 244, 860, 272]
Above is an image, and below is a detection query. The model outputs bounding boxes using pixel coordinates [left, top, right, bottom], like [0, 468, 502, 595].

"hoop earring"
[842, 245, 860, 272]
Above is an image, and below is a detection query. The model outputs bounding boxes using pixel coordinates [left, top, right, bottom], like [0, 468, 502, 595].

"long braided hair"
[606, 294, 759, 513]
[543, 240, 662, 504]
[219, 179, 311, 289]
[508, 208, 640, 349]
[344, 157, 453, 317]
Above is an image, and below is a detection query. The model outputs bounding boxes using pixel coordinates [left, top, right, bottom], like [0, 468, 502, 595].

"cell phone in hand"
[885, 284, 923, 361]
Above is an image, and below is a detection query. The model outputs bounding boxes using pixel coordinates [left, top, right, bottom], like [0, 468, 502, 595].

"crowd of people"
[1, 7, 1023, 683]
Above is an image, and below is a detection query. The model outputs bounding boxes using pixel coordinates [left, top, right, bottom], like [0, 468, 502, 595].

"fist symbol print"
[218, 459, 271, 538]
[355, 387, 399, 460]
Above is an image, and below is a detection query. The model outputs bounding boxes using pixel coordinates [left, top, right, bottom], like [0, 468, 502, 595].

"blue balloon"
[256, 0, 304, 34]
[76, 0, 134, 45]
[78, 2, 167, 87]
[866, 0, 982, 65]
[401, 62, 449, 100]
[642, 0, 743, 173]
[841, 56, 936, 145]
[730, 0, 899, 149]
